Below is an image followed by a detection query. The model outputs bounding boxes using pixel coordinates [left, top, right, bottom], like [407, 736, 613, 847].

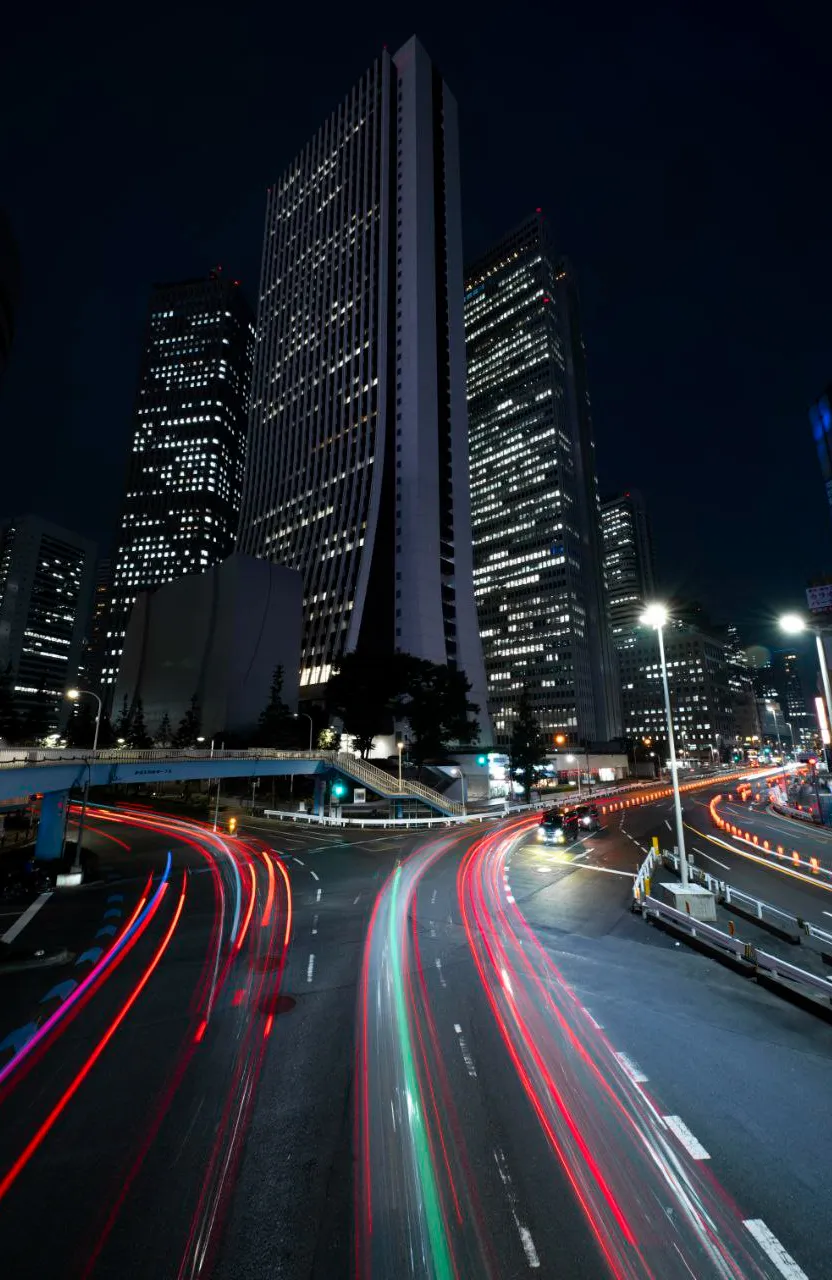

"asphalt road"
[0, 785, 829, 1278]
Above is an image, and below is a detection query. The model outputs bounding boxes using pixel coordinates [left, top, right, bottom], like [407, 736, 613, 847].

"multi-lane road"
[0, 779, 829, 1278]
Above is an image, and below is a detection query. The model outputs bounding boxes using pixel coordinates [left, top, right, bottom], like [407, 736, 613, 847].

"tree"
[393, 656, 480, 765]
[155, 711, 173, 748]
[317, 726, 338, 750]
[326, 652, 399, 757]
[252, 665, 294, 747]
[127, 695, 152, 748]
[510, 687, 546, 801]
[0, 663, 20, 743]
[65, 697, 96, 748]
[173, 695, 202, 748]
[114, 694, 132, 742]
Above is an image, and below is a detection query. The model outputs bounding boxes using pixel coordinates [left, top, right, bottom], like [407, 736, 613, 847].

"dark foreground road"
[0, 790, 829, 1278]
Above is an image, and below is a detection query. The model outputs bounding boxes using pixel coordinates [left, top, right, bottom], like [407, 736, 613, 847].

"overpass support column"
[35, 790, 69, 862]
[313, 778, 327, 818]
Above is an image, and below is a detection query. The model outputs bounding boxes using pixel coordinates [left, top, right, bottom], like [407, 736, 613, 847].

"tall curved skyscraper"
[237, 36, 489, 732]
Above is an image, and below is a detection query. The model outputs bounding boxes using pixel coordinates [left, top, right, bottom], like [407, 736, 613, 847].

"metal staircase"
[332, 753, 464, 816]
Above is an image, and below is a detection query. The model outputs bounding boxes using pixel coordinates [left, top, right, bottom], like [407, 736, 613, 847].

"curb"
[0, 948, 75, 976]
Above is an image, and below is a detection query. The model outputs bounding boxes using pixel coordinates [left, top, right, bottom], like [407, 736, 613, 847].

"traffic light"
[476, 754, 488, 766]
[228, 816, 238, 834]
[332, 780, 347, 798]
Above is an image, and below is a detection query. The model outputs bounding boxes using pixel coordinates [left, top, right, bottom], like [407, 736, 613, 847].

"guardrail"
[260, 807, 501, 830]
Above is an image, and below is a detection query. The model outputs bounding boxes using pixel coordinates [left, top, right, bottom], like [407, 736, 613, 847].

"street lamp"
[293, 711, 314, 752]
[397, 740, 404, 790]
[779, 613, 832, 750]
[765, 702, 783, 758]
[65, 688, 103, 876]
[640, 604, 689, 886]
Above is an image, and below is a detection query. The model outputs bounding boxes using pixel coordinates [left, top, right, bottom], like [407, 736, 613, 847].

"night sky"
[4, 2, 831, 650]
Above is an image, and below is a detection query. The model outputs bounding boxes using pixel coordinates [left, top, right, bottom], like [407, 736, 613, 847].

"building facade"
[724, 622, 760, 746]
[809, 386, 832, 525]
[465, 213, 619, 747]
[773, 649, 814, 748]
[0, 516, 96, 735]
[619, 622, 735, 758]
[601, 491, 655, 649]
[236, 37, 488, 731]
[101, 270, 254, 702]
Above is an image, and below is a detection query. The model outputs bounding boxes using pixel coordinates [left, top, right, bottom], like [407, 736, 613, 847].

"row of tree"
[325, 651, 479, 763]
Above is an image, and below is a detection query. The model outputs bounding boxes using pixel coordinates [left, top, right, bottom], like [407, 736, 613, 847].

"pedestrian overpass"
[0, 748, 463, 860]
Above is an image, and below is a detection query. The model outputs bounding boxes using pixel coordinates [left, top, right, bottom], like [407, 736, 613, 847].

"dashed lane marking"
[615, 1052, 647, 1083]
[743, 1220, 808, 1279]
[663, 1115, 709, 1160]
[306, 954, 315, 983]
[452, 1023, 477, 1077]
[309, 870, 319, 881]
[693, 848, 730, 870]
[494, 1147, 541, 1269]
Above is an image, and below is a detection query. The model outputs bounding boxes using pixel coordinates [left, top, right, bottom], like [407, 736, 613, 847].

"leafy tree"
[173, 694, 202, 748]
[114, 694, 132, 742]
[252, 665, 294, 747]
[326, 652, 398, 757]
[510, 687, 547, 801]
[317, 726, 338, 750]
[65, 697, 96, 748]
[0, 663, 20, 743]
[155, 711, 173, 748]
[127, 695, 152, 748]
[393, 656, 479, 765]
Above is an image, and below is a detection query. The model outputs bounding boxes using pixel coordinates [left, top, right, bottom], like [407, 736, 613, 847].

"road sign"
[807, 584, 832, 616]
[353, 787, 367, 804]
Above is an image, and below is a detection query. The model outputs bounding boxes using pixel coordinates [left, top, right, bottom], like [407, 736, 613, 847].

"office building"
[773, 649, 814, 749]
[77, 557, 111, 692]
[0, 516, 96, 735]
[809, 387, 832, 524]
[619, 621, 734, 757]
[724, 622, 760, 744]
[465, 213, 619, 746]
[102, 269, 254, 700]
[601, 491, 655, 649]
[237, 37, 489, 730]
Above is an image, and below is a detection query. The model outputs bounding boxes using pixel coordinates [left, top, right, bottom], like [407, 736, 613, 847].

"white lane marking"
[493, 1147, 540, 1268]
[306, 954, 315, 983]
[452, 1023, 477, 1077]
[507, 894, 516, 904]
[664, 820, 672, 831]
[309, 869, 319, 881]
[585, 1011, 603, 1030]
[663, 1115, 710, 1160]
[435, 957, 447, 988]
[292, 857, 305, 866]
[694, 848, 730, 870]
[615, 1052, 648, 1084]
[1, 891, 52, 944]
[316, 888, 322, 902]
[572, 851, 587, 861]
[430, 889, 437, 905]
[824, 910, 832, 920]
[743, 1220, 808, 1279]
[312, 913, 318, 936]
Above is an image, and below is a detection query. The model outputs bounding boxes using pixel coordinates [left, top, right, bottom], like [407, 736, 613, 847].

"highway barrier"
[708, 794, 832, 885]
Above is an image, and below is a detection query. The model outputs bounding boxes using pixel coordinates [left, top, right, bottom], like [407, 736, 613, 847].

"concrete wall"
[115, 554, 302, 738]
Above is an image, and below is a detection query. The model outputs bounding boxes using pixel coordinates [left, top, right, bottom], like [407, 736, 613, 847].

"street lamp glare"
[66, 688, 80, 701]
[779, 612, 806, 635]
[640, 602, 669, 629]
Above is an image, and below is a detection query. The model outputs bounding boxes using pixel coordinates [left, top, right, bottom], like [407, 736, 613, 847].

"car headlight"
[537, 828, 545, 841]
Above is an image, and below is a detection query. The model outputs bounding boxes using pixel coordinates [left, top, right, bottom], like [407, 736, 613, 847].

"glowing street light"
[397, 740, 404, 791]
[640, 603, 688, 886]
[777, 613, 832, 752]
[65, 687, 104, 877]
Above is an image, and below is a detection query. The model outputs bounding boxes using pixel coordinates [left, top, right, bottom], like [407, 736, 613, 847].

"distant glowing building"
[600, 491, 655, 650]
[465, 213, 619, 746]
[809, 386, 832, 525]
[0, 515, 96, 733]
[237, 37, 489, 730]
[102, 270, 254, 701]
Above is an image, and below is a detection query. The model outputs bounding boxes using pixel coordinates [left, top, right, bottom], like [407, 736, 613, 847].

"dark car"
[537, 808, 580, 845]
[574, 803, 601, 832]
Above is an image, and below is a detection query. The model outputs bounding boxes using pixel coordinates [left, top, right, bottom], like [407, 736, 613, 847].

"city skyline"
[3, 15, 832, 640]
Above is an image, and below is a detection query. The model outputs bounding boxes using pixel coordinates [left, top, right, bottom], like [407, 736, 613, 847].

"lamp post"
[765, 702, 783, 759]
[294, 711, 314, 752]
[65, 688, 103, 875]
[397, 739, 404, 791]
[640, 604, 689, 887]
[779, 613, 832, 754]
